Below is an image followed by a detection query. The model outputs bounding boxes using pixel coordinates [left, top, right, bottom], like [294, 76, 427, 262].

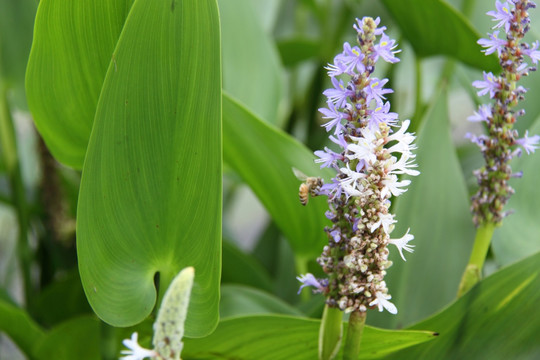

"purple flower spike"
[295, 17, 417, 316]
[468, 0, 540, 226]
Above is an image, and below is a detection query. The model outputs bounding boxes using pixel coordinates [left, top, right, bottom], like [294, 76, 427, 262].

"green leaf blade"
[223, 93, 331, 257]
[383, 252, 540, 359]
[77, 0, 222, 337]
[182, 314, 436, 360]
[25, 0, 132, 168]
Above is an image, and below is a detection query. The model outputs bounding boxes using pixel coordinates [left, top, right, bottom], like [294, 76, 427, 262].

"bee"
[293, 168, 323, 206]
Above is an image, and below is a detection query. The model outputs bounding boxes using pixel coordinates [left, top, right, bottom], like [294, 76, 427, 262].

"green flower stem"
[0, 83, 32, 305]
[342, 310, 366, 360]
[457, 222, 496, 297]
[319, 304, 343, 360]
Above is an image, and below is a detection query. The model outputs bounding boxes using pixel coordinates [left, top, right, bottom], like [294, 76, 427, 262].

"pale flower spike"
[119, 267, 195, 360]
[295, 17, 418, 315]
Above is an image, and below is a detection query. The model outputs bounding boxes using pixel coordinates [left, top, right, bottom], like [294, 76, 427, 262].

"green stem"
[343, 310, 366, 360]
[319, 304, 343, 360]
[0, 84, 32, 305]
[457, 222, 496, 297]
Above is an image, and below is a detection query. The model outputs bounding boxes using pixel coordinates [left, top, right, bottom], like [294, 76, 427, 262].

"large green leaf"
[25, 0, 132, 168]
[218, 0, 285, 126]
[382, 251, 540, 359]
[382, 0, 499, 71]
[492, 117, 540, 265]
[369, 90, 475, 329]
[182, 315, 436, 359]
[77, 0, 221, 337]
[223, 93, 332, 257]
[0, 291, 45, 357]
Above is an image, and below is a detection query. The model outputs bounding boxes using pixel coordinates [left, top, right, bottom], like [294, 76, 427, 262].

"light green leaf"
[182, 315, 436, 359]
[25, 0, 132, 168]
[77, 0, 221, 337]
[0, 291, 45, 357]
[223, 93, 332, 257]
[219, 0, 285, 126]
[492, 117, 540, 265]
[220, 285, 304, 318]
[382, 0, 499, 71]
[369, 89, 475, 328]
[382, 251, 540, 359]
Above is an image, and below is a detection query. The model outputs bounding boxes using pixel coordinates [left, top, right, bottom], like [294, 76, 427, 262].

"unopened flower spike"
[295, 16, 419, 318]
[469, 0, 540, 226]
[120, 267, 195, 360]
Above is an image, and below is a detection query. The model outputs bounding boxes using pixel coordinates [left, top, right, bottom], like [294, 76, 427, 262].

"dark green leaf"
[277, 37, 320, 67]
[383, 251, 540, 359]
[0, 291, 45, 357]
[382, 0, 499, 71]
[33, 316, 100, 360]
[220, 285, 304, 318]
[77, 0, 221, 337]
[222, 240, 274, 292]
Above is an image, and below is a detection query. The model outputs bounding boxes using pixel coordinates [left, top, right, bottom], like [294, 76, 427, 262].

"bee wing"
[292, 167, 308, 181]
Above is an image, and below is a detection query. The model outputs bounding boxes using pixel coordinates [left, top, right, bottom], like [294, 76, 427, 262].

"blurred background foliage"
[1, 0, 539, 358]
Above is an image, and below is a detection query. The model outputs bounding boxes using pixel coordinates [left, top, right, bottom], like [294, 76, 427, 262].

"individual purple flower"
[467, 104, 492, 122]
[296, 273, 325, 294]
[472, 71, 500, 98]
[319, 101, 347, 133]
[367, 102, 398, 130]
[336, 42, 366, 75]
[373, 34, 401, 63]
[314, 147, 342, 168]
[478, 31, 507, 55]
[515, 130, 540, 154]
[323, 77, 354, 108]
[329, 132, 348, 150]
[487, 0, 514, 32]
[364, 78, 393, 106]
[523, 40, 540, 64]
